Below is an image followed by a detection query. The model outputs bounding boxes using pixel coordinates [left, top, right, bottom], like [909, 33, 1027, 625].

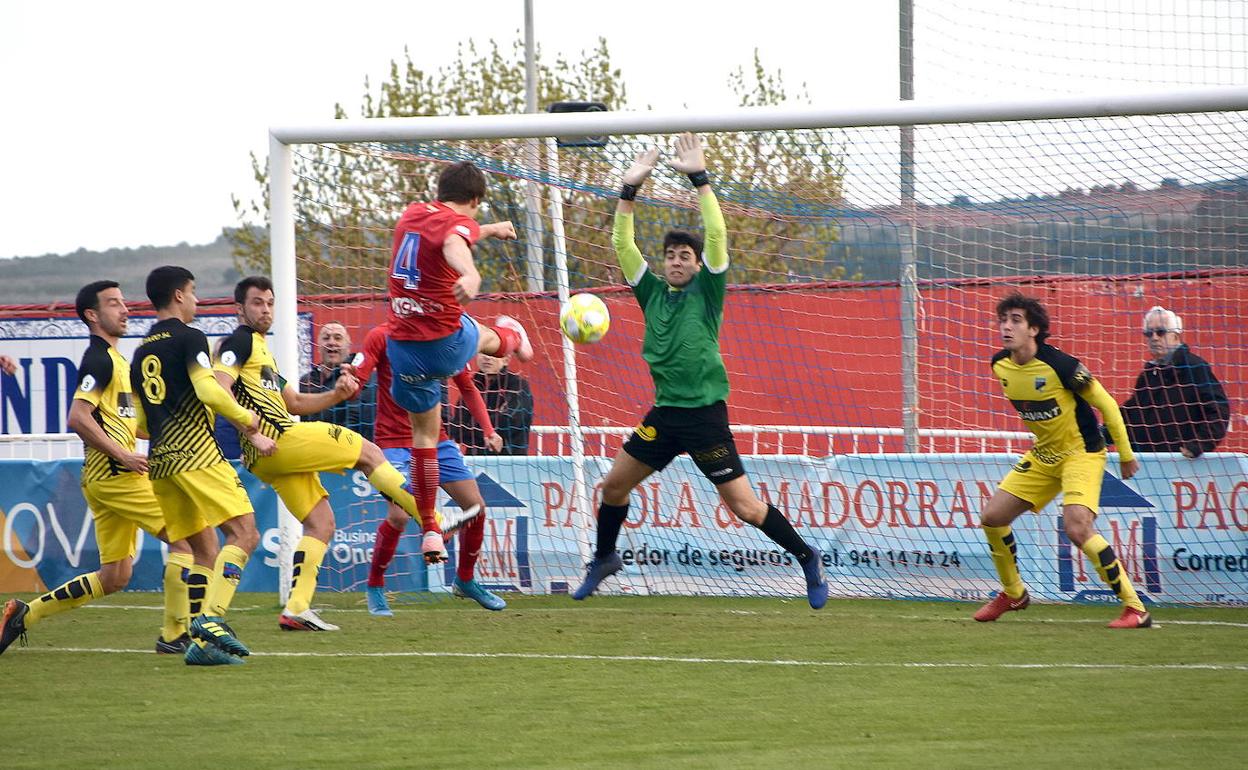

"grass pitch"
[2, 592, 1245, 768]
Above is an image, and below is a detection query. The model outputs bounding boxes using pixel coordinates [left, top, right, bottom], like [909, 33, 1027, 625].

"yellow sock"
[187, 564, 212, 617]
[369, 464, 419, 518]
[1081, 534, 1145, 612]
[162, 552, 193, 641]
[285, 535, 329, 615]
[206, 545, 249, 617]
[25, 572, 104, 627]
[982, 525, 1026, 599]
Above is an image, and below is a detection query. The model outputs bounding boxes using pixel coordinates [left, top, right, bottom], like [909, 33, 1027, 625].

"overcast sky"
[1, 1, 1241, 260]
[0, 1, 899, 259]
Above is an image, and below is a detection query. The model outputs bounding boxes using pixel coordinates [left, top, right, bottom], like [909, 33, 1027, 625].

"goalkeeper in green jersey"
[571, 133, 828, 609]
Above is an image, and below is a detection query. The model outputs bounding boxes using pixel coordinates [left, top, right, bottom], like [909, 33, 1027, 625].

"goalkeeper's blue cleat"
[365, 586, 393, 617]
[802, 550, 829, 610]
[571, 551, 624, 600]
[185, 641, 245, 666]
[0, 599, 30, 656]
[452, 577, 506, 611]
[191, 615, 250, 657]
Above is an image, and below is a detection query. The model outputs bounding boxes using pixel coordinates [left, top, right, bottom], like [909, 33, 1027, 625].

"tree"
[228, 42, 849, 291]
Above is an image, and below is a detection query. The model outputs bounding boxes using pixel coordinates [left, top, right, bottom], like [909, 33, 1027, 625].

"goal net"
[275, 91, 1248, 608]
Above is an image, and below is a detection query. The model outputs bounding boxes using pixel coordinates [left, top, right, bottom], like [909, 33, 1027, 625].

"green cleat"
[190, 615, 251, 657]
[184, 642, 245, 666]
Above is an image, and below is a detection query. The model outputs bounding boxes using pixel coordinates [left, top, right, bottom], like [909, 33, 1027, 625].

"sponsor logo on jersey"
[259, 365, 281, 392]
[1033, 376, 1047, 390]
[116, 392, 136, 419]
[1010, 398, 1061, 422]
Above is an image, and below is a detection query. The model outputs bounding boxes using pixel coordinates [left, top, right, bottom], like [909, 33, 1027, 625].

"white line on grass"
[23, 647, 1248, 671]
[896, 615, 1248, 629]
[78, 604, 1248, 627]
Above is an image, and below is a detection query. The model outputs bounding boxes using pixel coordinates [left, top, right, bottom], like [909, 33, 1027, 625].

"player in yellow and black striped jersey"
[973, 292, 1151, 629]
[214, 276, 441, 631]
[0, 281, 194, 658]
[129, 266, 279, 666]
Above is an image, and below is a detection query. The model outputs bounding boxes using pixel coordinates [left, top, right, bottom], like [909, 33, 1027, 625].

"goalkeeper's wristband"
[687, 170, 710, 188]
[619, 183, 639, 201]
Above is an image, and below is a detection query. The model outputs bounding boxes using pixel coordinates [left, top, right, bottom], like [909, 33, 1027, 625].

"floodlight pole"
[521, 0, 546, 292]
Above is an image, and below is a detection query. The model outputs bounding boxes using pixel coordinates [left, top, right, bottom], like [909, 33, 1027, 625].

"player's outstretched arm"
[452, 367, 501, 452]
[669, 132, 728, 273]
[1081, 378, 1138, 479]
[612, 147, 658, 286]
[193, 368, 275, 456]
[281, 373, 358, 417]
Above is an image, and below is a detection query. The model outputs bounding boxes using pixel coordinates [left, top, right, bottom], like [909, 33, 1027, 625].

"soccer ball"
[559, 293, 610, 344]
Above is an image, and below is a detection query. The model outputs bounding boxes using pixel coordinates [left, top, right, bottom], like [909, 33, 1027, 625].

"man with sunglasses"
[1115, 306, 1229, 458]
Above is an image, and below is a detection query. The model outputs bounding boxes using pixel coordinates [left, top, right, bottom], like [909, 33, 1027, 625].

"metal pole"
[544, 137, 594, 568]
[521, 0, 546, 292]
[267, 134, 303, 604]
[899, 0, 920, 453]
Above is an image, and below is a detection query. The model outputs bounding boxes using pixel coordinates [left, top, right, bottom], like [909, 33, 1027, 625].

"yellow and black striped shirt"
[73, 335, 139, 483]
[131, 318, 225, 479]
[214, 325, 293, 466]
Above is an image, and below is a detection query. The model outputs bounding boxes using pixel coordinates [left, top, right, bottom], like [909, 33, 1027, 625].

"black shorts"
[621, 401, 745, 485]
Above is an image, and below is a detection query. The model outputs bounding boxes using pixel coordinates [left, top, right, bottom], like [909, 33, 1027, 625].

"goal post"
[267, 85, 1248, 607]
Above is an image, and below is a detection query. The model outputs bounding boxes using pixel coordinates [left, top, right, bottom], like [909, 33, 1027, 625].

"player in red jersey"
[349, 322, 506, 611]
[386, 161, 533, 562]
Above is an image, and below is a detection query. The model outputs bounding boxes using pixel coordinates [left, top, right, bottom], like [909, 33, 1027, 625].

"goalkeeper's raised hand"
[622, 147, 659, 186]
[668, 132, 706, 174]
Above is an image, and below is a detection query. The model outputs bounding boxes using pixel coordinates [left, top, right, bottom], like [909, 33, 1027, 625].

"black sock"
[595, 502, 630, 559]
[755, 504, 813, 565]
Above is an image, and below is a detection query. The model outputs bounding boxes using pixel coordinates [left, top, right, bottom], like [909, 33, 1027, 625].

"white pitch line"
[77, 604, 1248, 627]
[21, 647, 1248, 671]
[895, 614, 1248, 629]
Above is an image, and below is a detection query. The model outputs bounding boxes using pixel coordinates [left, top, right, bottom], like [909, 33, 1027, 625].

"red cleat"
[494, 315, 534, 362]
[1108, 606, 1152, 629]
[973, 589, 1030, 622]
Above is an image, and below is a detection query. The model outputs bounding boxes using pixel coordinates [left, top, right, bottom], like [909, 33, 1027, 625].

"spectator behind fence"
[449, 353, 533, 455]
[299, 322, 376, 441]
[1112, 306, 1230, 458]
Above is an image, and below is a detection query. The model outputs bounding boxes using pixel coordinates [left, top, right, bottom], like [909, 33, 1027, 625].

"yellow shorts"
[248, 421, 364, 520]
[999, 448, 1106, 515]
[82, 473, 168, 563]
[151, 462, 254, 542]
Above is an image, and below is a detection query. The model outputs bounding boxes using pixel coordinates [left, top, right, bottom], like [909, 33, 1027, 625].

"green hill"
[0, 234, 244, 306]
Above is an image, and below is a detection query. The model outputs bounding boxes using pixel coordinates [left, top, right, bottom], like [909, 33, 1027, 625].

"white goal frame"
[266, 85, 1248, 601]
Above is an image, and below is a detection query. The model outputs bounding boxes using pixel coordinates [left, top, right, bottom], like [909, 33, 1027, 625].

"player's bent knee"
[356, 440, 384, 472]
[386, 505, 410, 530]
[98, 561, 132, 594]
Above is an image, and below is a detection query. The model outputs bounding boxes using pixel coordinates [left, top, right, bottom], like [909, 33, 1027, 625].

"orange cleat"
[973, 589, 1030, 622]
[1108, 606, 1152, 629]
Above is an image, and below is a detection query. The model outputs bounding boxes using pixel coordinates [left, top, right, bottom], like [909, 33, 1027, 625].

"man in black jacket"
[1118, 306, 1230, 458]
[449, 353, 533, 455]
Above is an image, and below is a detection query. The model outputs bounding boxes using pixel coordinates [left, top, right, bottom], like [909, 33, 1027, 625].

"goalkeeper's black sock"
[755, 504, 814, 565]
[595, 502, 629, 559]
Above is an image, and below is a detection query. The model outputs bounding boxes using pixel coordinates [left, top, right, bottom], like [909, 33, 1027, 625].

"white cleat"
[495, 315, 534, 362]
[441, 504, 483, 539]
[279, 607, 340, 631]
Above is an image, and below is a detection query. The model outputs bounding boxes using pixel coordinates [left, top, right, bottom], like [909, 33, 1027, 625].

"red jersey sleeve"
[452, 367, 495, 437]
